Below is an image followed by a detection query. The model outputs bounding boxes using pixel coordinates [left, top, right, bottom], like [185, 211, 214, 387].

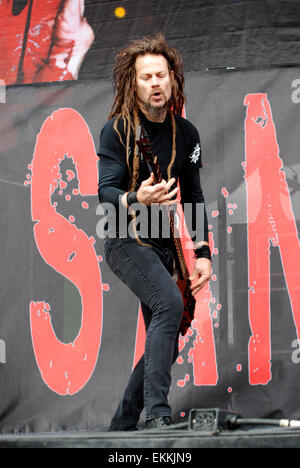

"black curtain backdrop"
[81, 0, 300, 79]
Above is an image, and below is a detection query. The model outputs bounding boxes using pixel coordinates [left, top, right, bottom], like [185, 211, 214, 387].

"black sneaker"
[144, 416, 173, 430]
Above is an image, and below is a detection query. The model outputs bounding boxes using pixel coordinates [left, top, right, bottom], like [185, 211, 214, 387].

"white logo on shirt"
[189, 143, 201, 164]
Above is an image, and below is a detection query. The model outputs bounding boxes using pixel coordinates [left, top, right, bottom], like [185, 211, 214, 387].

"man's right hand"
[136, 173, 179, 206]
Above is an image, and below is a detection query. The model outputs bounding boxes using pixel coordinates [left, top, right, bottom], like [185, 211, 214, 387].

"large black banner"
[0, 65, 300, 433]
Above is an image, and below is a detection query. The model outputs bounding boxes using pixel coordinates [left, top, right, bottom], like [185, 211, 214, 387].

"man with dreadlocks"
[97, 33, 212, 430]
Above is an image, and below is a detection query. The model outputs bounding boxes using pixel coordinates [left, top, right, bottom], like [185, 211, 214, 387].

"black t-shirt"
[97, 111, 208, 243]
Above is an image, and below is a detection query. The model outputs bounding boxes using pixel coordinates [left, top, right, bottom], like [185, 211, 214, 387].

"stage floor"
[1, 425, 300, 448]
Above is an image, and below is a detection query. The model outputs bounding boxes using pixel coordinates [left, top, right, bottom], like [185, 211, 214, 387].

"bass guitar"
[136, 125, 195, 336]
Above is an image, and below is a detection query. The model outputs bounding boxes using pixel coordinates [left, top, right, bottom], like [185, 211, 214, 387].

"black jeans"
[104, 236, 183, 430]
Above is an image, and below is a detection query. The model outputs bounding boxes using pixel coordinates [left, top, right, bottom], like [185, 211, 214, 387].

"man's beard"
[142, 101, 168, 120]
[137, 94, 170, 121]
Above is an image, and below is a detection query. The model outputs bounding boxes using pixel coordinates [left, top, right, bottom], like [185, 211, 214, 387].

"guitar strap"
[136, 125, 154, 176]
[136, 124, 188, 280]
[136, 123, 196, 336]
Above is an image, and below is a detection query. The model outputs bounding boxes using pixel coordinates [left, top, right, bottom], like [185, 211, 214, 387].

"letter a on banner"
[30, 108, 103, 395]
[244, 94, 300, 385]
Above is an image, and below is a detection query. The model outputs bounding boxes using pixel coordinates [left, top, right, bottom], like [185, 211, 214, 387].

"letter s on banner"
[30, 108, 102, 395]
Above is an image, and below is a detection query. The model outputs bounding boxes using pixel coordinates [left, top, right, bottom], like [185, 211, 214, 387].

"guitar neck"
[149, 159, 162, 184]
[136, 125, 190, 279]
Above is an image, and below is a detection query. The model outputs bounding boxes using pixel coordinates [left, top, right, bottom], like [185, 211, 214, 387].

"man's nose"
[151, 76, 159, 86]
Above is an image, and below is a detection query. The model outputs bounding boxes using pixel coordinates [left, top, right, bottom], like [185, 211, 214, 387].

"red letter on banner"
[132, 191, 218, 386]
[244, 94, 300, 385]
[30, 108, 102, 395]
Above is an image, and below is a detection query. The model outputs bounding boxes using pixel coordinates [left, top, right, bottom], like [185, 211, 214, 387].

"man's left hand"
[189, 258, 212, 297]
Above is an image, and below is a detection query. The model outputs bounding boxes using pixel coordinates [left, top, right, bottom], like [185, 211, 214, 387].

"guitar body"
[136, 125, 196, 336]
[176, 278, 196, 336]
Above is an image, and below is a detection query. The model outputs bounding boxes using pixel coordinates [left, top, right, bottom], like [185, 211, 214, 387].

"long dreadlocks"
[108, 33, 186, 190]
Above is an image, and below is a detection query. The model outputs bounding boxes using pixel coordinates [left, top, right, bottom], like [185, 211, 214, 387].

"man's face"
[135, 53, 173, 120]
